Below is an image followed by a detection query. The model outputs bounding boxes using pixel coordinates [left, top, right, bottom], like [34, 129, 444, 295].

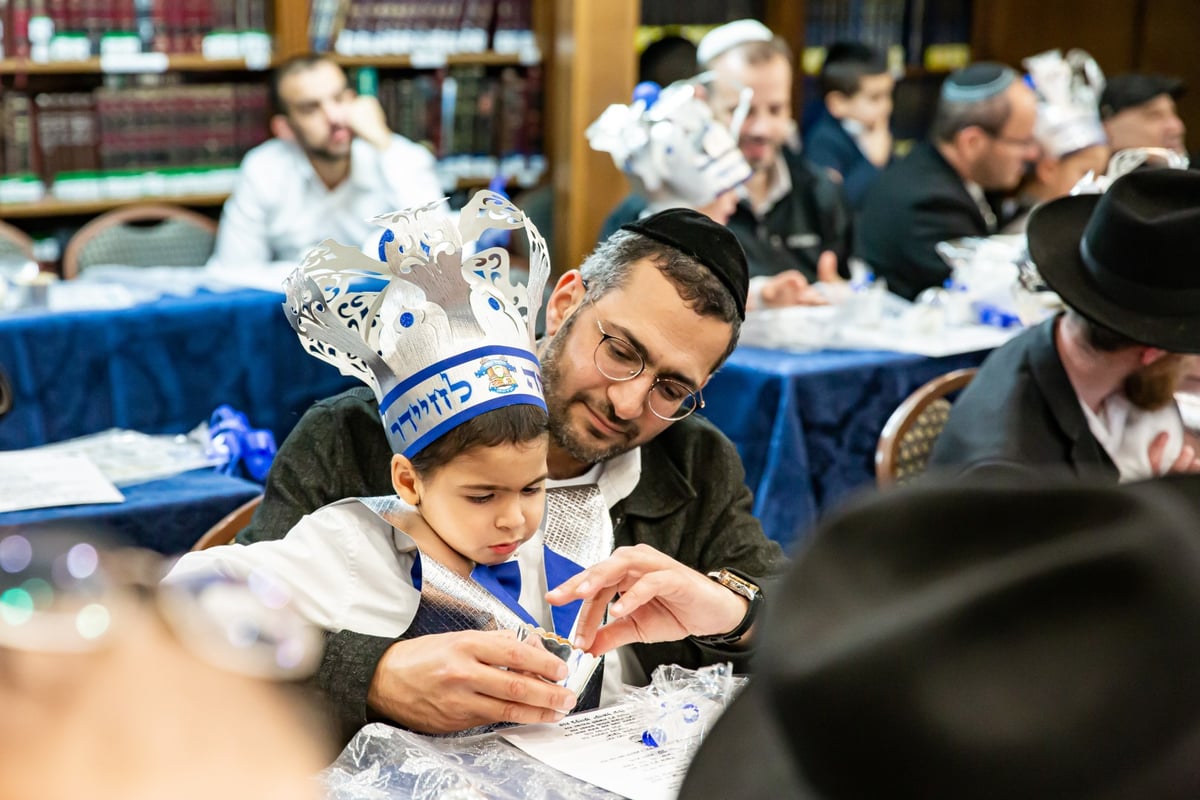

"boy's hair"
[407, 404, 548, 476]
[639, 35, 699, 87]
[819, 42, 888, 98]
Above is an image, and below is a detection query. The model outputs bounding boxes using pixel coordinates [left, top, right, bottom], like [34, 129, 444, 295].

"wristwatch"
[692, 568, 763, 646]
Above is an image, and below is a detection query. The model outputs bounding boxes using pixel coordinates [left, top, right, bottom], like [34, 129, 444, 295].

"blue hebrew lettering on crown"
[282, 191, 550, 457]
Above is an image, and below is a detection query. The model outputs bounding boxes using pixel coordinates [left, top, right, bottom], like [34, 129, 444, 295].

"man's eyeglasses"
[985, 130, 1040, 152]
[593, 318, 704, 421]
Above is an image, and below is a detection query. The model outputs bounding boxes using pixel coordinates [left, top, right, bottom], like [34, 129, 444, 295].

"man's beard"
[539, 314, 639, 466]
[1125, 353, 1186, 410]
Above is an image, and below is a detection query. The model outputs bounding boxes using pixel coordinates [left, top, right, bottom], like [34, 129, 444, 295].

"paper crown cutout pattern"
[1024, 49, 1107, 159]
[587, 79, 752, 208]
[283, 191, 550, 457]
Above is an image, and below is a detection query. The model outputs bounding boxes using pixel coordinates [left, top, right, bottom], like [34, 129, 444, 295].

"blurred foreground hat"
[696, 19, 774, 67]
[681, 477, 1200, 799]
[1027, 168, 1200, 352]
[1100, 73, 1185, 118]
[621, 207, 749, 319]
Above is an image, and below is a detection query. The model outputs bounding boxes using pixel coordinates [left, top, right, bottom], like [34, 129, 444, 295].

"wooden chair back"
[875, 368, 978, 487]
[191, 495, 263, 551]
[62, 203, 218, 279]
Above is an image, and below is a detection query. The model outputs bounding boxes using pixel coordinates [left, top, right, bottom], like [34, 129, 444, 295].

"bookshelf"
[0, 0, 556, 270]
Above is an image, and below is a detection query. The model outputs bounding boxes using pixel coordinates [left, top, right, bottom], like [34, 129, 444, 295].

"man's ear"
[270, 114, 295, 142]
[953, 125, 989, 161]
[543, 270, 587, 336]
[1141, 346, 1169, 366]
[391, 454, 421, 505]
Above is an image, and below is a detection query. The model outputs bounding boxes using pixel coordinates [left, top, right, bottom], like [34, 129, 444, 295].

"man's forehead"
[281, 63, 347, 102]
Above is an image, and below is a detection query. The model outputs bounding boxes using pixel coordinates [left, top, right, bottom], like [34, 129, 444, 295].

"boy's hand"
[861, 121, 893, 167]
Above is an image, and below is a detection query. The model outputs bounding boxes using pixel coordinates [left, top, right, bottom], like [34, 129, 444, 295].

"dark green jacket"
[241, 387, 787, 742]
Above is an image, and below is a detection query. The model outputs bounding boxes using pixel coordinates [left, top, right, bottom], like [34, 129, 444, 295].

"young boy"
[804, 42, 895, 210]
[166, 192, 599, 710]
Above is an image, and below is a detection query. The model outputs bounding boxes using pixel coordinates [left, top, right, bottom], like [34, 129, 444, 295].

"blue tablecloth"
[702, 345, 991, 551]
[0, 469, 263, 554]
[0, 289, 357, 450]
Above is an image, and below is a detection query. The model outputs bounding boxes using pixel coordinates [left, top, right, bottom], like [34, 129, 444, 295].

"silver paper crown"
[1024, 49, 1107, 159]
[587, 79, 752, 208]
[283, 191, 550, 457]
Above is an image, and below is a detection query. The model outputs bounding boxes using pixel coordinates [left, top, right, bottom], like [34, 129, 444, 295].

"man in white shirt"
[207, 54, 444, 271]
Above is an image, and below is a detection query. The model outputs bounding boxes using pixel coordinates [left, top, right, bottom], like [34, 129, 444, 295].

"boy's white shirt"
[163, 447, 641, 703]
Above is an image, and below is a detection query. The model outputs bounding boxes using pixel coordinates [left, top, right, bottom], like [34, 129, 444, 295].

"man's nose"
[608, 375, 651, 420]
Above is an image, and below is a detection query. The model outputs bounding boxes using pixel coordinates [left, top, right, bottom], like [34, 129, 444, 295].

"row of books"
[0, 0, 269, 59]
[805, 0, 971, 69]
[311, 0, 536, 59]
[370, 64, 543, 164]
[639, 0, 763, 26]
[0, 83, 269, 186]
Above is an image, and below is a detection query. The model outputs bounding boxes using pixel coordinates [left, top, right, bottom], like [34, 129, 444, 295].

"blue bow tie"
[471, 559, 522, 603]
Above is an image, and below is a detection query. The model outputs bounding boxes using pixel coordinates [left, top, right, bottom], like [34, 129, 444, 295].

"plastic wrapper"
[323, 663, 745, 800]
[323, 723, 624, 800]
[30, 427, 227, 487]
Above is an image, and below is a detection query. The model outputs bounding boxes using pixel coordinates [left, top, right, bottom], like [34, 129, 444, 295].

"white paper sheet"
[500, 697, 724, 800]
[0, 452, 125, 513]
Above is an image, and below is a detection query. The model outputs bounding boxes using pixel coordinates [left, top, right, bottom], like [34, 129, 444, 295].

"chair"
[0, 220, 36, 264]
[875, 368, 978, 487]
[62, 203, 218, 279]
[191, 495, 262, 551]
[0, 366, 12, 420]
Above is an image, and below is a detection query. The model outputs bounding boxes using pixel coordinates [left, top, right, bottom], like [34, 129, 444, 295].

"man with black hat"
[680, 475, 1200, 799]
[237, 207, 785, 741]
[856, 62, 1040, 300]
[929, 168, 1200, 480]
[1100, 73, 1187, 157]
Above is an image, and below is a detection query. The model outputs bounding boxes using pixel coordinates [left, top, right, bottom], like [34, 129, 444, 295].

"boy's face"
[413, 438, 549, 566]
[832, 72, 895, 130]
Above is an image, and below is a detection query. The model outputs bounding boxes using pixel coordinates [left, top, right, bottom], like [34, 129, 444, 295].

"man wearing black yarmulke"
[237, 205, 788, 742]
[857, 62, 1040, 300]
[929, 168, 1200, 481]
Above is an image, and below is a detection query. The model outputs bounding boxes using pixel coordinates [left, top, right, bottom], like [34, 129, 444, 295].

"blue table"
[702, 345, 991, 551]
[0, 289, 357, 450]
[0, 469, 263, 554]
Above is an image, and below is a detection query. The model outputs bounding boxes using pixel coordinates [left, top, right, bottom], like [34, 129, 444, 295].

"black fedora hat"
[1026, 168, 1200, 353]
[680, 477, 1200, 800]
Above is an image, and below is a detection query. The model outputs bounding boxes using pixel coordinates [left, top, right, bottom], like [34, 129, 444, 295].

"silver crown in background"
[283, 190, 550, 456]
[1024, 49, 1107, 159]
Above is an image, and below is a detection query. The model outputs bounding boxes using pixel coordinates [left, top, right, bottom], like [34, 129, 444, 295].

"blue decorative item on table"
[207, 405, 277, 482]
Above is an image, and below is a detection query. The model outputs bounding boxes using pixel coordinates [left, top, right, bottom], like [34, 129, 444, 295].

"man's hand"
[756, 270, 828, 309]
[545, 544, 750, 656]
[1149, 431, 1200, 475]
[346, 95, 393, 151]
[366, 629, 578, 734]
